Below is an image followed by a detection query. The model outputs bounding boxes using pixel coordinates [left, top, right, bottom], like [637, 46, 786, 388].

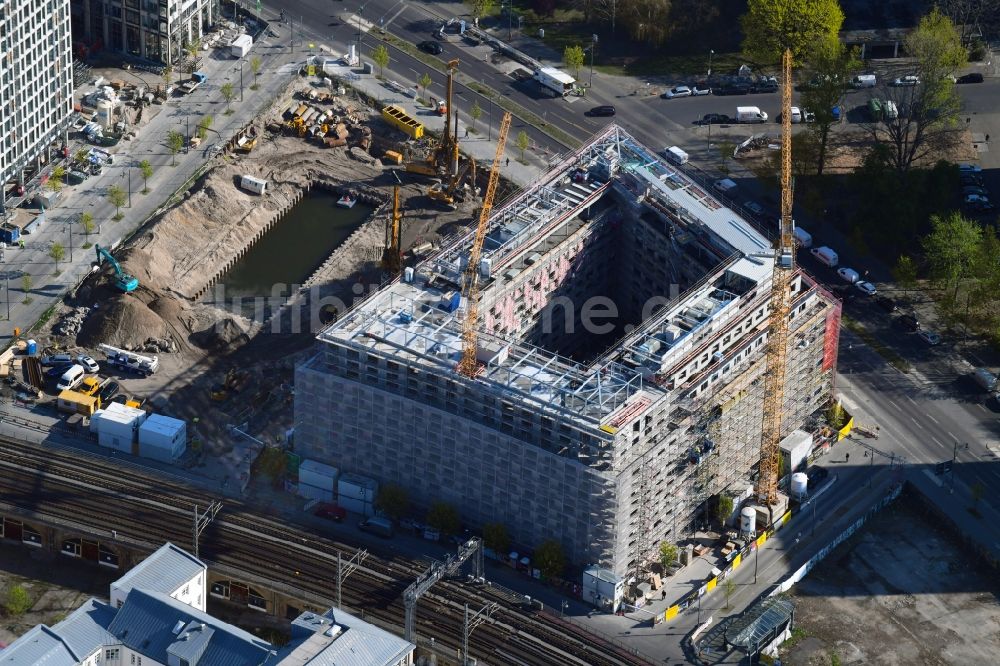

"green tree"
[139, 159, 153, 194]
[563, 45, 585, 80]
[162, 64, 174, 87]
[715, 495, 734, 527]
[372, 44, 390, 78]
[620, 0, 673, 47]
[516, 130, 530, 161]
[922, 211, 981, 309]
[419, 72, 432, 103]
[658, 541, 678, 570]
[425, 501, 460, 536]
[5, 585, 31, 616]
[469, 100, 482, 132]
[374, 483, 409, 521]
[871, 8, 967, 171]
[20, 273, 32, 304]
[80, 211, 95, 238]
[471, 0, 496, 19]
[717, 141, 736, 175]
[971, 482, 985, 510]
[724, 577, 737, 609]
[74, 148, 89, 165]
[482, 522, 511, 555]
[197, 115, 214, 141]
[801, 36, 862, 175]
[184, 39, 201, 63]
[107, 184, 127, 220]
[742, 0, 845, 66]
[49, 242, 65, 264]
[167, 130, 184, 165]
[48, 166, 65, 194]
[220, 82, 235, 113]
[250, 56, 262, 89]
[893, 255, 918, 297]
[534, 539, 566, 580]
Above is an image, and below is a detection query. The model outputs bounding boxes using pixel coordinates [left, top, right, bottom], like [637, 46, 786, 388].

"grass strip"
[842, 315, 912, 373]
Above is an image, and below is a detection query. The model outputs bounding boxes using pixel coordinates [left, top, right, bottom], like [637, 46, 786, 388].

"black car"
[961, 173, 985, 187]
[806, 465, 829, 488]
[957, 72, 984, 84]
[697, 113, 732, 125]
[99, 381, 120, 403]
[587, 105, 616, 117]
[417, 40, 443, 55]
[875, 296, 898, 313]
[897, 313, 920, 331]
[715, 84, 750, 96]
[45, 363, 73, 378]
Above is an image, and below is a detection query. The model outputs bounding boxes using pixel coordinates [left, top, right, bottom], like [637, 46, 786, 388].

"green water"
[218, 189, 372, 299]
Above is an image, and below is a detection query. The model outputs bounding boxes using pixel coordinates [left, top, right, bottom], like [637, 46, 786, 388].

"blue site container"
[26, 339, 37, 355]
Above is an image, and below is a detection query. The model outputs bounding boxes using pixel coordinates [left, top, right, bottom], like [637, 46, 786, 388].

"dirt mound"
[77, 296, 170, 350]
[190, 316, 252, 351]
[118, 246, 176, 293]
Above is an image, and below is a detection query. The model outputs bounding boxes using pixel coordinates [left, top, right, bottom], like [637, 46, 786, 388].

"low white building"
[0, 541, 416, 666]
[110, 542, 207, 612]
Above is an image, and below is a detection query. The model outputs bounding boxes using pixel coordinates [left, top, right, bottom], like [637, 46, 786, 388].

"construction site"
[17, 59, 496, 472]
[295, 104, 843, 580]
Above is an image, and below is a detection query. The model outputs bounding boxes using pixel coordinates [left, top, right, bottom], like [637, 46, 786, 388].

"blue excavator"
[95, 245, 139, 293]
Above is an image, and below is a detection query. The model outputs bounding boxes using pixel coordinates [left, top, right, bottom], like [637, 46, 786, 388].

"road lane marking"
[922, 469, 943, 486]
[931, 436, 943, 446]
[927, 413, 939, 424]
[888, 399, 901, 410]
[950, 432, 960, 443]
[906, 396, 917, 405]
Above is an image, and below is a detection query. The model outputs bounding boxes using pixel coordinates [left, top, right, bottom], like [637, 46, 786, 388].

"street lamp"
[708, 49, 714, 79]
[357, 3, 369, 51]
[589, 34, 598, 88]
[237, 60, 244, 101]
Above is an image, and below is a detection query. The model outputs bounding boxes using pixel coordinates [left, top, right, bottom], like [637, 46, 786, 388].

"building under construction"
[294, 125, 840, 578]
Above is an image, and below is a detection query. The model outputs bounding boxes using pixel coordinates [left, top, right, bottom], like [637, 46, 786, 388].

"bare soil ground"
[28, 75, 480, 458]
[780, 497, 1000, 665]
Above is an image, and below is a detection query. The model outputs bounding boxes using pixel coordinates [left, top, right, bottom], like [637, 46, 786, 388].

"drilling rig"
[457, 112, 512, 378]
[756, 47, 796, 508]
[381, 185, 402, 275]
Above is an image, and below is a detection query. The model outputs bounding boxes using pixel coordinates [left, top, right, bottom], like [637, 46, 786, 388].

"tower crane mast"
[756, 47, 796, 506]
[457, 112, 512, 378]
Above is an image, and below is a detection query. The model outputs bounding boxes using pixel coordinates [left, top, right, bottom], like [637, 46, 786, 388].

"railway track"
[0, 435, 651, 665]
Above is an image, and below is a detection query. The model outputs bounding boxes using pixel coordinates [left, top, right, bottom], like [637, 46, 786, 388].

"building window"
[105, 648, 119, 660]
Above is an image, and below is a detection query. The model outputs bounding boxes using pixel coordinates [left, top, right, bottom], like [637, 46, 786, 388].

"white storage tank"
[138, 414, 187, 463]
[96, 99, 115, 128]
[338, 473, 378, 502]
[96, 402, 147, 453]
[740, 506, 757, 535]
[299, 459, 339, 491]
[790, 472, 809, 499]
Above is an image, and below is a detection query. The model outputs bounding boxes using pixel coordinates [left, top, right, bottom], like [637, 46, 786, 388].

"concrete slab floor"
[780, 492, 1000, 665]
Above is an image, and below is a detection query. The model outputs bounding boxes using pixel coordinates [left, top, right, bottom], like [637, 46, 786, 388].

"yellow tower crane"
[382, 185, 403, 274]
[457, 112, 512, 378]
[756, 47, 796, 507]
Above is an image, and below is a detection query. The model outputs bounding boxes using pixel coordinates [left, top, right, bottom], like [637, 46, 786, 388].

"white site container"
[298, 482, 334, 503]
[299, 459, 339, 492]
[97, 402, 147, 453]
[90, 409, 106, 435]
[338, 495, 375, 517]
[138, 414, 187, 463]
[338, 473, 378, 502]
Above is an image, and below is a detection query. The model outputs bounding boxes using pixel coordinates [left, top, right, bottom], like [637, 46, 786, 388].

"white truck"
[534, 67, 575, 97]
[231, 34, 253, 58]
[736, 106, 768, 123]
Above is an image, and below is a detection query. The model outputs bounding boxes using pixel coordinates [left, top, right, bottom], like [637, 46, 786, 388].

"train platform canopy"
[725, 596, 795, 654]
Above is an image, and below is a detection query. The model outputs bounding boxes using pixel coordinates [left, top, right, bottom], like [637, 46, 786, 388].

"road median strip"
[842, 315, 912, 373]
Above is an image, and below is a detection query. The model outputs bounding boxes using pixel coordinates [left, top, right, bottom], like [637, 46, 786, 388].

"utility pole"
[336, 548, 369, 609]
[949, 441, 958, 494]
[238, 60, 244, 101]
[192, 502, 222, 558]
[462, 602, 498, 665]
[590, 34, 597, 88]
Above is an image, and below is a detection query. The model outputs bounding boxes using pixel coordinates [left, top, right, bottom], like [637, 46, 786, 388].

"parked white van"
[852, 74, 877, 88]
[665, 146, 689, 165]
[239, 174, 267, 195]
[810, 246, 839, 267]
[56, 364, 86, 391]
[792, 226, 813, 248]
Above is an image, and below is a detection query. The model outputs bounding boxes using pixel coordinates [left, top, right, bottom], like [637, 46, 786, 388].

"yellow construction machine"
[428, 157, 477, 207]
[404, 59, 461, 179]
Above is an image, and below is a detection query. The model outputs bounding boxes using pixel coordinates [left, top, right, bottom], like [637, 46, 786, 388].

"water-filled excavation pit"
[214, 189, 373, 302]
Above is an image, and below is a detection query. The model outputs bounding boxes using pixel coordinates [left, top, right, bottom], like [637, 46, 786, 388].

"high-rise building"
[0, 0, 74, 205]
[70, 0, 219, 64]
[295, 126, 841, 579]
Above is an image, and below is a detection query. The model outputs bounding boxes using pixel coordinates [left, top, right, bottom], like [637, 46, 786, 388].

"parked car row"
[958, 164, 993, 213]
